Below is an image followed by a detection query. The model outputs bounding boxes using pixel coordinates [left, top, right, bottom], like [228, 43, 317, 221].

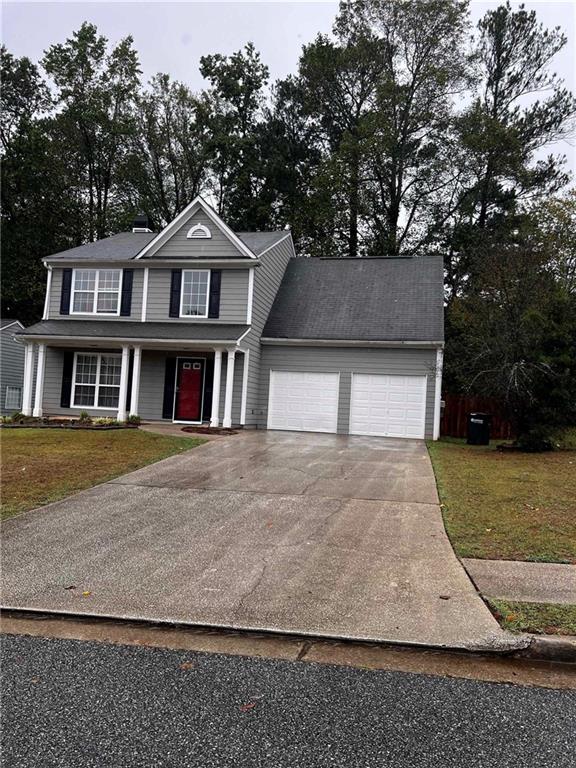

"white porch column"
[433, 347, 444, 441]
[210, 348, 223, 427]
[32, 344, 46, 417]
[117, 345, 130, 422]
[222, 348, 236, 429]
[130, 346, 142, 416]
[21, 343, 35, 416]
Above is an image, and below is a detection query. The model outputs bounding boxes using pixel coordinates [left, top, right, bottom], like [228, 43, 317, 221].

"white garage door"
[267, 371, 339, 433]
[350, 374, 427, 439]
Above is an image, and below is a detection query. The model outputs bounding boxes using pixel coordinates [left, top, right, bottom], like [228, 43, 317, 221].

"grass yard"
[1, 428, 205, 519]
[487, 599, 576, 636]
[427, 438, 576, 563]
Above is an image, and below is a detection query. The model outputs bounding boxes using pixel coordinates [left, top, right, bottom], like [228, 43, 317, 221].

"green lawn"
[427, 438, 576, 563]
[487, 599, 576, 636]
[1, 428, 205, 519]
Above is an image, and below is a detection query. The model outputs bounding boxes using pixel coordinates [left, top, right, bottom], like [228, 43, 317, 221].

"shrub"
[93, 417, 121, 426]
[127, 414, 141, 425]
[1, 415, 12, 424]
[78, 411, 93, 424]
[10, 412, 25, 422]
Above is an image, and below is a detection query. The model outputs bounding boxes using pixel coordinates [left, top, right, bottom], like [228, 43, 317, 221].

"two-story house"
[17, 196, 444, 439]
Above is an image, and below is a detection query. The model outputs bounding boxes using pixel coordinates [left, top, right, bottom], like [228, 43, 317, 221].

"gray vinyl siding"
[42, 346, 117, 417]
[48, 266, 144, 321]
[147, 211, 249, 260]
[242, 235, 294, 428]
[145, 268, 249, 323]
[1, 325, 26, 413]
[258, 345, 438, 438]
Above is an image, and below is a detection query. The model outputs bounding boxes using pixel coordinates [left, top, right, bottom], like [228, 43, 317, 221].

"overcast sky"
[2, 1, 575, 170]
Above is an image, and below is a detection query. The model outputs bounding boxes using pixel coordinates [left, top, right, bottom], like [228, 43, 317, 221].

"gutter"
[260, 338, 445, 348]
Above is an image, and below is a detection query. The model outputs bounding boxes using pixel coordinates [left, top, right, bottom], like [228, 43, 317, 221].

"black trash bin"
[467, 412, 492, 445]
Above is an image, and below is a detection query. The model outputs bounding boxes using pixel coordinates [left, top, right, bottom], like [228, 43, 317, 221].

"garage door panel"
[350, 373, 426, 439]
[268, 371, 339, 433]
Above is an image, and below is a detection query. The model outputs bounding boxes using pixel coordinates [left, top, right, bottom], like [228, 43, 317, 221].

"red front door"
[175, 359, 204, 421]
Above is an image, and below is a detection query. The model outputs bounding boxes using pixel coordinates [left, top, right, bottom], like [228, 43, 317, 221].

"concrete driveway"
[1, 431, 520, 651]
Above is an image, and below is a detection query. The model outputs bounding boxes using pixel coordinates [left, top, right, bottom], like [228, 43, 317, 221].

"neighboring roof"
[1, 319, 24, 331]
[17, 320, 249, 343]
[262, 256, 444, 343]
[43, 230, 287, 261]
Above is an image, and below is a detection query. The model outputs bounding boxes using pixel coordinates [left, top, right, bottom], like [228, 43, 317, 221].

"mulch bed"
[181, 426, 238, 436]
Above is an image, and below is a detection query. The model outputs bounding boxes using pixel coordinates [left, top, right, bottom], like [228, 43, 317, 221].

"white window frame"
[70, 269, 123, 316]
[71, 352, 122, 410]
[186, 223, 212, 239]
[5, 385, 22, 410]
[179, 269, 211, 319]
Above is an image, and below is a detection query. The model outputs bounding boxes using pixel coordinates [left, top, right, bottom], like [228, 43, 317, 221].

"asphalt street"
[2, 634, 575, 768]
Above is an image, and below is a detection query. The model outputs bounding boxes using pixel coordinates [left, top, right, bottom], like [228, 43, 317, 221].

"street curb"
[515, 635, 576, 664]
[3, 607, 571, 664]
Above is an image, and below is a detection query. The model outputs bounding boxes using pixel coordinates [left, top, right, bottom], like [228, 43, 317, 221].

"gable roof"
[42, 229, 286, 262]
[135, 196, 257, 260]
[1, 319, 24, 331]
[262, 256, 444, 343]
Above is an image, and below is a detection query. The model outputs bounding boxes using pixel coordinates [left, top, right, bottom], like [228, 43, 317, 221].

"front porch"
[20, 341, 248, 429]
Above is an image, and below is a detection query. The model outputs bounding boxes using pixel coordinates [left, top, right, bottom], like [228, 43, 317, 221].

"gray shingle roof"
[44, 230, 287, 261]
[1, 319, 24, 330]
[17, 320, 249, 343]
[263, 257, 444, 342]
[45, 233, 157, 262]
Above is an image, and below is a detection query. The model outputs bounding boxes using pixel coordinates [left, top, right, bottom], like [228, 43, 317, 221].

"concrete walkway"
[2, 431, 523, 652]
[464, 559, 576, 605]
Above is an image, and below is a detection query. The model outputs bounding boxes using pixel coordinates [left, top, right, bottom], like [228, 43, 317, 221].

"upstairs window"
[186, 223, 211, 239]
[71, 269, 122, 315]
[180, 270, 210, 317]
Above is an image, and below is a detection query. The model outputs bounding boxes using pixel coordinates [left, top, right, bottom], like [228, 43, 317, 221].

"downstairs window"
[72, 353, 122, 409]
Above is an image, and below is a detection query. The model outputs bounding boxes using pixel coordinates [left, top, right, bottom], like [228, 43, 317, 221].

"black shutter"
[120, 269, 134, 317]
[162, 358, 177, 419]
[208, 270, 221, 319]
[60, 269, 72, 315]
[169, 270, 182, 317]
[60, 351, 74, 408]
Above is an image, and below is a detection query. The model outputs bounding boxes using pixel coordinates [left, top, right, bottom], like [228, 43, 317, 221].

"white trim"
[132, 227, 153, 233]
[210, 349, 223, 427]
[71, 351, 123, 411]
[260, 338, 444, 348]
[256, 231, 292, 258]
[0, 320, 24, 332]
[19, 334, 245, 347]
[42, 266, 53, 320]
[32, 343, 46, 417]
[45, 259, 261, 269]
[135, 195, 257, 260]
[117, 345, 130, 421]
[70, 268, 122, 317]
[173, 355, 207, 424]
[246, 268, 254, 324]
[240, 348, 249, 425]
[222, 348, 236, 428]
[21, 343, 35, 416]
[433, 347, 444, 441]
[179, 269, 210, 319]
[237, 328, 251, 345]
[130, 346, 142, 416]
[186, 223, 211, 239]
[141, 267, 149, 322]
